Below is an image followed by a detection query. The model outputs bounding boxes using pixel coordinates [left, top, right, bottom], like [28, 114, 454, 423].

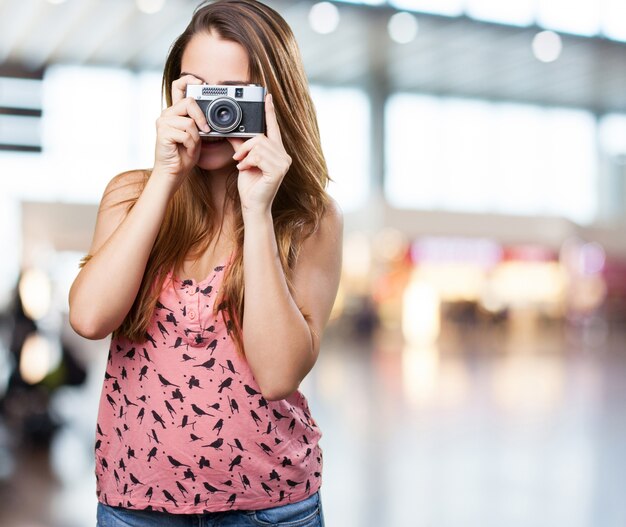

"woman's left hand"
[228, 93, 292, 217]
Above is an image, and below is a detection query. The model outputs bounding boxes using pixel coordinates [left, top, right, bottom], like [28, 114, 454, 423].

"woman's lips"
[201, 136, 227, 148]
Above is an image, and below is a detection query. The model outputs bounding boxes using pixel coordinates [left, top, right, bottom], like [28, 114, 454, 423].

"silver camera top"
[186, 84, 265, 102]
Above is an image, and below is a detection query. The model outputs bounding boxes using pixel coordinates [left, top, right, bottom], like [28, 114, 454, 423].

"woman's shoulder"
[100, 169, 150, 209]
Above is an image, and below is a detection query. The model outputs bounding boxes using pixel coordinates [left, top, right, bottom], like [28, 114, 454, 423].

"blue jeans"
[96, 490, 325, 527]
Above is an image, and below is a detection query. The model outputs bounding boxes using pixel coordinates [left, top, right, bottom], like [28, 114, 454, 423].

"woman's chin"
[196, 146, 236, 173]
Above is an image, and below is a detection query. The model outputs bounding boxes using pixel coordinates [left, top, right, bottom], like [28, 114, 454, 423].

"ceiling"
[1, 0, 626, 114]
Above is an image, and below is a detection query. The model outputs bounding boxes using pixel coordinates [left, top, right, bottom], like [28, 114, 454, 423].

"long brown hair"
[89, 0, 330, 356]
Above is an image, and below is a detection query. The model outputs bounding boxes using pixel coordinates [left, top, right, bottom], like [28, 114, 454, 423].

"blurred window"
[601, 0, 626, 41]
[385, 93, 598, 224]
[310, 85, 370, 212]
[536, 0, 601, 36]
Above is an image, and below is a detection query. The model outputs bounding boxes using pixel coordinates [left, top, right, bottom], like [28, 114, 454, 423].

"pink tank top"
[94, 263, 323, 513]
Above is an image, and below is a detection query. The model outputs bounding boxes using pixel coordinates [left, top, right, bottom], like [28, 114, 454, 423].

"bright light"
[602, 0, 626, 41]
[402, 275, 441, 345]
[136, 0, 166, 15]
[47, 0, 67, 4]
[309, 2, 340, 34]
[532, 30, 562, 63]
[19, 268, 52, 320]
[388, 12, 419, 43]
[19, 334, 52, 385]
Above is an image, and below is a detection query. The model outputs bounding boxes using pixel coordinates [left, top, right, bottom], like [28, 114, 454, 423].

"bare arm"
[68, 171, 176, 339]
[242, 200, 343, 401]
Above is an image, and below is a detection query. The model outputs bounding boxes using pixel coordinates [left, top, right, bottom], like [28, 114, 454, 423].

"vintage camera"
[186, 84, 266, 138]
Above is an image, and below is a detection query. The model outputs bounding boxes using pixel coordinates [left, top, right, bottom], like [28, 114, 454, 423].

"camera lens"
[207, 97, 242, 133]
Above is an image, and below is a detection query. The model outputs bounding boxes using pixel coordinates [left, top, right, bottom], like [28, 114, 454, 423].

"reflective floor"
[1, 314, 626, 527]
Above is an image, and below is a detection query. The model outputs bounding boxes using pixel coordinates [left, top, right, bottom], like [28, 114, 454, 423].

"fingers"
[264, 93, 282, 143]
[162, 97, 210, 134]
[171, 74, 204, 105]
[156, 115, 200, 151]
[231, 135, 262, 161]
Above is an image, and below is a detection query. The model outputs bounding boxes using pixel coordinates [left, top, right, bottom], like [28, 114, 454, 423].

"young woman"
[68, 1, 342, 525]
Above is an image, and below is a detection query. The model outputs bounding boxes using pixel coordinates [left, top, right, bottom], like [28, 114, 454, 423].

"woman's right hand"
[153, 74, 210, 189]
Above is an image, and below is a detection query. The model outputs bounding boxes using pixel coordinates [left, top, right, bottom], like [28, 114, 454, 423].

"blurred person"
[68, 1, 342, 525]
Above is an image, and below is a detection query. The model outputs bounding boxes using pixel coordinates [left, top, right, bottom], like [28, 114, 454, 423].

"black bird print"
[286, 479, 302, 488]
[272, 409, 288, 421]
[250, 410, 262, 425]
[171, 337, 185, 350]
[200, 284, 213, 295]
[100, 458, 108, 471]
[228, 438, 247, 453]
[144, 331, 157, 348]
[127, 446, 136, 459]
[129, 473, 143, 485]
[171, 388, 185, 403]
[189, 433, 203, 442]
[141, 348, 152, 362]
[198, 456, 211, 469]
[167, 455, 191, 468]
[217, 377, 233, 393]
[156, 321, 169, 338]
[269, 469, 281, 481]
[261, 482, 273, 496]
[288, 418, 296, 433]
[147, 447, 158, 462]
[281, 456, 293, 468]
[263, 422, 277, 435]
[187, 376, 201, 389]
[162, 490, 178, 507]
[156, 301, 173, 312]
[244, 384, 260, 397]
[176, 480, 189, 497]
[304, 447, 312, 459]
[202, 438, 224, 450]
[183, 468, 196, 481]
[220, 360, 237, 375]
[178, 415, 196, 430]
[258, 397, 268, 409]
[121, 367, 128, 380]
[104, 371, 117, 380]
[208, 402, 221, 412]
[305, 479, 311, 494]
[136, 407, 145, 424]
[118, 458, 126, 472]
[206, 339, 218, 354]
[123, 395, 138, 407]
[158, 374, 180, 388]
[147, 429, 161, 444]
[226, 493, 237, 507]
[191, 404, 214, 418]
[152, 410, 166, 429]
[228, 396, 239, 414]
[202, 482, 226, 494]
[240, 473, 251, 489]
[256, 442, 273, 456]
[194, 358, 216, 370]
[165, 400, 177, 418]
[106, 394, 117, 409]
[181, 353, 195, 362]
[212, 418, 224, 436]
[228, 456, 243, 472]
[114, 469, 121, 486]
[123, 347, 136, 360]
[95, 439, 102, 451]
[165, 312, 178, 326]
[145, 487, 153, 501]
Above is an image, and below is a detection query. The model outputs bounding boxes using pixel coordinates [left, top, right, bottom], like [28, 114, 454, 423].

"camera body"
[186, 84, 266, 138]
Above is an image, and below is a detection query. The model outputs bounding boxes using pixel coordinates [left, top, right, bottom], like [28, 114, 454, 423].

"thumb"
[227, 137, 245, 155]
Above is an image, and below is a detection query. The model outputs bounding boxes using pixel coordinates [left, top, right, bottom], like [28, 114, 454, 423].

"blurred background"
[1, 0, 626, 526]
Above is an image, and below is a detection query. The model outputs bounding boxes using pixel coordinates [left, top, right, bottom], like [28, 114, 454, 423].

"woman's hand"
[153, 74, 210, 191]
[228, 94, 292, 217]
